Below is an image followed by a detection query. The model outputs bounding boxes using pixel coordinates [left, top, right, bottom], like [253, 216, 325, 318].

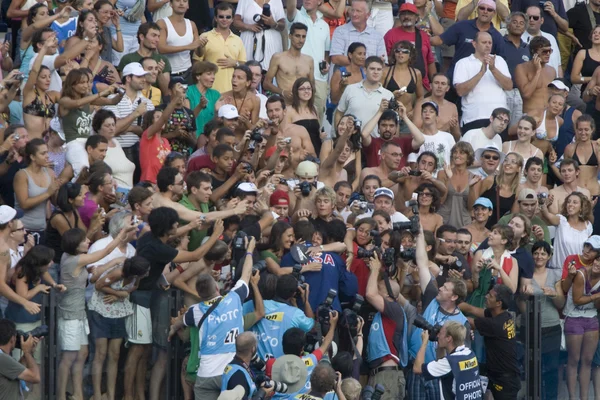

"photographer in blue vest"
[413, 321, 483, 400]
[221, 332, 274, 400]
[406, 225, 470, 400]
[364, 252, 409, 400]
[168, 236, 257, 400]
[244, 274, 315, 360]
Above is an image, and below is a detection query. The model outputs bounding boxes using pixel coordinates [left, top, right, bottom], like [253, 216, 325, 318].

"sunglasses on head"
[394, 48, 411, 54]
[478, 6, 495, 12]
[528, 15, 540, 20]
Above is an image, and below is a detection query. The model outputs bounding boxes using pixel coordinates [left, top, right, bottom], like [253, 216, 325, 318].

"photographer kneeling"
[0, 319, 41, 397]
[413, 321, 483, 400]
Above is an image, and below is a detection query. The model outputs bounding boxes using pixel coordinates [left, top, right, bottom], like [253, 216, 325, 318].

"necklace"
[232, 92, 247, 114]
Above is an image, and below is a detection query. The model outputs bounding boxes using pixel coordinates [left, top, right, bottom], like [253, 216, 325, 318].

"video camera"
[317, 289, 338, 335]
[362, 384, 385, 400]
[15, 325, 49, 349]
[413, 314, 442, 342]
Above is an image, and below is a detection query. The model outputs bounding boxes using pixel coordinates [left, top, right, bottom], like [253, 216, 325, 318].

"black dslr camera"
[340, 295, 364, 337]
[348, 119, 363, 151]
[252, 4, 271, 28]
[317, 289, 338, 335]
[298, 181, 315, 197]
[391, 200, 420, 234]
[250, 127, 264, 143]
[15, 325, 49, 349]
[413, 314, 442, 342]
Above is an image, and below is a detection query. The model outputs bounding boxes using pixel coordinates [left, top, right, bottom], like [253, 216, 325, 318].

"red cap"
[265, 146, 289, 160]
[399, 3, 418, 13]
[270, 190, 290, 207]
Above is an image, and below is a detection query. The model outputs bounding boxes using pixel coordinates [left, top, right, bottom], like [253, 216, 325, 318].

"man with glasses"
[455, 0, 509, 29]
[413, 74, 461, 141]
[511, 0, 568, 39]
[360, 142, 404, 189]
[521, 6, 561, 77]
[471, 144, 504, 178]
[430, 0, 505, 93]
[454, 31, 512, 133]
[456, 228, 474, 265]
[461, 108, 509, 150]
[194, 3, 246, 93]
[515, 37, 556, 115]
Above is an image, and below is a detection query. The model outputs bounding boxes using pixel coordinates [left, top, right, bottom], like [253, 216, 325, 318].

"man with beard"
[383, 3, 436, 91]
[499, 188, 550, 246]
[521, 6, 562, 77]
[416, 101, 455, 169]
[117, 22, 172, 96]
[263, 23, 314, 104]
[215, 65, 261, 140]
[361, 99, 424, 170]
[454, 31, 512, 133]
[263, 95, 316, 168]
[360, 142, 403, 188]
[470, 144, 504, 178]
[412, 74, 461, 140]
[515, 36, 557, 117]
[502, 12, 530, 126]
[140, 58, 162, 106]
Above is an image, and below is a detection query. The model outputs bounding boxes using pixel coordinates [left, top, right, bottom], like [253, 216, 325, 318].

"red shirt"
[383, 28, 435, 91]
[561, 254, 590, 280]
[139, 129, 171, 184]
[265, 349, 323, 378]
[364, 136, 414, 169]
[187, 154, 216, 175]
[349, 242, 369, 297]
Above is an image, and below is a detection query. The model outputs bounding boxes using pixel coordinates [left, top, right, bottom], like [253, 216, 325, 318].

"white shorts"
[58, 318, 89, 351]
[125, 303, 152, 345]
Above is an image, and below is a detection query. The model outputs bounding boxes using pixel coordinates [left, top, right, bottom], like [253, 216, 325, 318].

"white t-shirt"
[460, 128, 503, 153]
[418, 131, 456, 169]
[453, 54, 511, 125]
[29, 53, 62, 92]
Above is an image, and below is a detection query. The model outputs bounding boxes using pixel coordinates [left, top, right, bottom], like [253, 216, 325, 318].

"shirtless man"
[548, 158, 591, 215]
[390, 151, 447, 213]
[215, 65, 261, 139]
[152, 166, 248, 222]
[263, 23, 314, 104]
[264, 94, 316, 165]
[515, 36, 556, 117]
[360, 141, 402, 188]
[412, 74, 460, 140]
[319, 125, 352, 188]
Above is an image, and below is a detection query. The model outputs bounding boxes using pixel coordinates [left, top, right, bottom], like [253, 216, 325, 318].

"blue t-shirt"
[280, 243, 358, 312]
[439, 19, 505, 81]
[501, 35, 530, 88]
[51, 16, 78, 53]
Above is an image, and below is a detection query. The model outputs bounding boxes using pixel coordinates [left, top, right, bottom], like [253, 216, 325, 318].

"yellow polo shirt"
[193, 29, 247, 93]
[142, 86, 162, 107]
[454, 0, 508, 29]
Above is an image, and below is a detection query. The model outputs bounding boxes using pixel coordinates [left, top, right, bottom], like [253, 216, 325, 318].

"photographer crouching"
[412, 321, 483, 400]
[0, 319, 42, 397]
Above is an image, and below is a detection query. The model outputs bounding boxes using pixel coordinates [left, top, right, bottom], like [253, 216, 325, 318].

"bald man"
[453, 31, 512, 133]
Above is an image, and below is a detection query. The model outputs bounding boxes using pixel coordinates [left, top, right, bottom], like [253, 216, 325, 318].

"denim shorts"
[564, 316, 599, 335]
[89, 310, 127, 340]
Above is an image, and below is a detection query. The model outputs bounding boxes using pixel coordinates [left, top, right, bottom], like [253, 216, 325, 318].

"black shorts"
[488, 373, 520, 400]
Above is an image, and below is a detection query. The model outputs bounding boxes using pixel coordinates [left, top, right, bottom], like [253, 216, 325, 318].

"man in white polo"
[334, 56, 393, 130]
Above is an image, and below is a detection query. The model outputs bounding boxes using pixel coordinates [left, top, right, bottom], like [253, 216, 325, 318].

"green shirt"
[498, 213, 551, 249]
[117, 51, 172, 74]
[186, 84, 221, 135]
[259, 250, 280, 264]
[179, 194, 210, 251]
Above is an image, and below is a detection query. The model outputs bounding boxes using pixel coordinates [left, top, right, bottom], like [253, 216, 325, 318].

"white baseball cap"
[218, 104, 239, 120]
[122, 62, 150, 77]
[0, 205, 23, 224]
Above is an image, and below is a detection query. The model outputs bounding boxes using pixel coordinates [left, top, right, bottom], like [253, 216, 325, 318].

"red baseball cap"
[399, 3, 418, 13]
[270, 190, 290, 207]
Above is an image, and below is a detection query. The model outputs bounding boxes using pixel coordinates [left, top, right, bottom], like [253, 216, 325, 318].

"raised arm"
[416, 225, 431, 293]
[365, 253, 385, 313]
[539, 201, 560, 226]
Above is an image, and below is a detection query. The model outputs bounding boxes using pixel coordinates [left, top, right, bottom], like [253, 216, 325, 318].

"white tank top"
[162, 17, 193, 74]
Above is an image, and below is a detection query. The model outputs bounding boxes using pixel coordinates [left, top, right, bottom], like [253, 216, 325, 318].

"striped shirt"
[330, 23, 387, 64]
[103, 92, 155, 149]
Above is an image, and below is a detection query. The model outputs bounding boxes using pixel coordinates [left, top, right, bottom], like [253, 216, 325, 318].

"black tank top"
[46, 211, 79, 263]
[480, 177, 516, 229]
[581, 50, 600, 92]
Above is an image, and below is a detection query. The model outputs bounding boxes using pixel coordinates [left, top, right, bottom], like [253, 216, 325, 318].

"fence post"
[524, 295, 541, 400]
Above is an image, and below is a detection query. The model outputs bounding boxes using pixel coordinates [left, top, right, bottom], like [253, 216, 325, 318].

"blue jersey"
[221, 363, 257, 398]
[447, 350, 483, 400]
[51, 17, 78, 53]
[367, 311, 408, 367]
[243, 300, 314, 360]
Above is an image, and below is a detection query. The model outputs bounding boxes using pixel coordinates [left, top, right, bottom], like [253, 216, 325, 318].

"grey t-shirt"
[58, 254, 87, 320]
[0, 352, 25, 400]
[531, 268, 562, 328]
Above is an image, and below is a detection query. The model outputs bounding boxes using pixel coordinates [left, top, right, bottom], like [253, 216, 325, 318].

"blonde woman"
[470, 152, 523, 229]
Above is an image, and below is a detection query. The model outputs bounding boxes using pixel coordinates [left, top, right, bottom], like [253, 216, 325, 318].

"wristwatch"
[581, 76, 585, 83]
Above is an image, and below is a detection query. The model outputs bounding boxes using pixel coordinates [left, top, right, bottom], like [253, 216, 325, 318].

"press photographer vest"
[367, 312, 408, 367]
[221, 363, 257, 397]
[272, 353, 318, 400]
[408, 299, 468, 363]
[198, 292, 244, 356]
[446, 347, 483, 400]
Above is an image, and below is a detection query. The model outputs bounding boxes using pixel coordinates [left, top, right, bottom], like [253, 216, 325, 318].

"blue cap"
[473, 197, 493, 210]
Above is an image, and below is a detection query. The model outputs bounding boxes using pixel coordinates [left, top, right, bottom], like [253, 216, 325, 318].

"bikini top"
[384, 65, 417, 94]
[535, 110, 559, 142]
[573, 142, 599, 167]
[23, 88, 56, 119]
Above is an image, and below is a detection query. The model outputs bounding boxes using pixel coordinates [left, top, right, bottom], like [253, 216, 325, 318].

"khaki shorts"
[58, 318, 89, 351]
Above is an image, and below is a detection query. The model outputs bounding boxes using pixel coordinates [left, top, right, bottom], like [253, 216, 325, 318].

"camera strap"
[197, 297, 223, 330]
[253, 33, 266, 63]
[345, 324, 363, 364]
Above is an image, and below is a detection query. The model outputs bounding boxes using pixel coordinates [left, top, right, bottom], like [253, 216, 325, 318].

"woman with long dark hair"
[328, 42, 366, 121]
[14, 139, 60, 244]
[407, 182, 443, 233]
[382, 41, 424, 116]
[285, 77, 322, 155]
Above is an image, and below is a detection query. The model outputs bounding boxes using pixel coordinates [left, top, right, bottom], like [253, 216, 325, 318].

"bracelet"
[176, 265, 184, 273]
[356, 334, 363, 337]
[246, 252, 253, 256]
[116, 29, 122, 32]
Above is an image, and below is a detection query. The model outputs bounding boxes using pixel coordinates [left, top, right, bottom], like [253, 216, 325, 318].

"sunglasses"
[528, 15, 540, 20]
[483, 154, 500, 160]
[217, 15, 232, 19]
[540, 48, 553, 55]
[394, 48, 411, 54]
[478, 6, 495, 12]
